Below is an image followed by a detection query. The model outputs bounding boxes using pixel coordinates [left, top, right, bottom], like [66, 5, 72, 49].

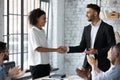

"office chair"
[3, 61, 15, 75]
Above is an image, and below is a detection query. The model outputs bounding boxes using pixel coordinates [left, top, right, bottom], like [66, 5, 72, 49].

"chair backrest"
[3, 61, 15, 75]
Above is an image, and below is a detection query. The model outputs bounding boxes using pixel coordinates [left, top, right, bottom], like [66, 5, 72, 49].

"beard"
[88, 19, 92, 22]
[87, 15, 94, 22]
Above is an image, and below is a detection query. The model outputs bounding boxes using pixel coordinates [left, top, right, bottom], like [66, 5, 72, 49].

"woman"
[28, 8, 63, 79]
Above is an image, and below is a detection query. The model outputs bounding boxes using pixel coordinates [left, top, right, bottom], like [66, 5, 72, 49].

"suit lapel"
[94, 21, 104, 47]
[87, 25, 91, 48]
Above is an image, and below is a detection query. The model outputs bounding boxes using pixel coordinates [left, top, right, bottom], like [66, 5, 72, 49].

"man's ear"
[113, 52, 119, 59]
[94, 12, 98, 17]
[116, 52, 120, 57]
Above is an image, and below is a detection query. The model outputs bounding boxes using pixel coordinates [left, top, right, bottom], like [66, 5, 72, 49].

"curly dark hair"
[87, 4, 100, 15]
[29, 8, 46, 26]
[0, 41, 6, 52]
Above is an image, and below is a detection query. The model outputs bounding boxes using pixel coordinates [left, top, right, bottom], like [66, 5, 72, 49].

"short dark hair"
[87, 4, 100, 15]
[29, 8, 46, 26]
[114, 43, 120, 54]
[0, 41, 6, 52]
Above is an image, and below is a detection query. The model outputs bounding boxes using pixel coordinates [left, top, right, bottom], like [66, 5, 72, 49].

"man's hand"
[76, 68, 91, 79]
[85, 48, 97, 55]
[87, 55, 98, 68]
[87, 55, 100, 73]
[56, 46, 67, 53]
[8, 66, 26, 79]
[13, 69, 26, 79]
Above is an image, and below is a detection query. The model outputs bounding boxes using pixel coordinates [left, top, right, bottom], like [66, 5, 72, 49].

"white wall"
[64, 0, 120, 75]
[50, 0, 65, 74]
[56, 0, 65, 74]
[64, 0, 96, 75]
[0, 0, 4, 41]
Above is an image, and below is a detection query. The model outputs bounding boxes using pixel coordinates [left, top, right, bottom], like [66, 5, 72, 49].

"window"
[3, 0, 41, 69]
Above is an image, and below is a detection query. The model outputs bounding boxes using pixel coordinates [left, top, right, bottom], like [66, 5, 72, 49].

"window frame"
[4, 0, 50, 69]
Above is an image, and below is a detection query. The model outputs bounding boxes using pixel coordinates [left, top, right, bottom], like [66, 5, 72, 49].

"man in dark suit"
[60, 4, 116, 80]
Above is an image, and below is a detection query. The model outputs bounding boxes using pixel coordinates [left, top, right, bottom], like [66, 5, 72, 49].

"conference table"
[34, 75, 83, 80]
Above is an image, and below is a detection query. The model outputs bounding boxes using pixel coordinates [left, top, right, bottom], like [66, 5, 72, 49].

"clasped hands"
[56, 47, 97, 54]
[85, 48, 97, 55]
[56, 46, 67, 53]
[85, 48, 98, 67]
[86, 48, 99, 72]
[87, 55, 100, 73]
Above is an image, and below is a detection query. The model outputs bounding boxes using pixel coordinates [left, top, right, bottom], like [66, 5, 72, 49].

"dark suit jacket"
[68, 21, 116, 72]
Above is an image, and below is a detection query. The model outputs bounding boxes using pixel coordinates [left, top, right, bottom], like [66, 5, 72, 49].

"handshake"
[56, 46, 67, 53]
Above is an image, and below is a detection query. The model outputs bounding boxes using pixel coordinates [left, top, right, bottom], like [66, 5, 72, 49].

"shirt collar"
[110, 64, 120, 70]
[33, 26, 43, 31]
[91, 20, 102, 27]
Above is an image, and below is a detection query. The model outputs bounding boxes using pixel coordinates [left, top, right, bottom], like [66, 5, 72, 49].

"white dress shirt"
[90, 20, 101, 48]
[89, 20, 101, 57]
[91, 65, 120, 80]
[28, 27, 49, 66]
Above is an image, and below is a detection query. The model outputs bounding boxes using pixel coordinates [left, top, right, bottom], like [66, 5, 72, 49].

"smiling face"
[0, 48, 9, 64]
[36, 14, 46, 28]
[86, 8, 98, 21]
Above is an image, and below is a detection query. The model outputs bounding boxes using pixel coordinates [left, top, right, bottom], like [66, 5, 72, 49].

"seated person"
[87, 43, 120, 80]
[0, 41, 26, 80]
